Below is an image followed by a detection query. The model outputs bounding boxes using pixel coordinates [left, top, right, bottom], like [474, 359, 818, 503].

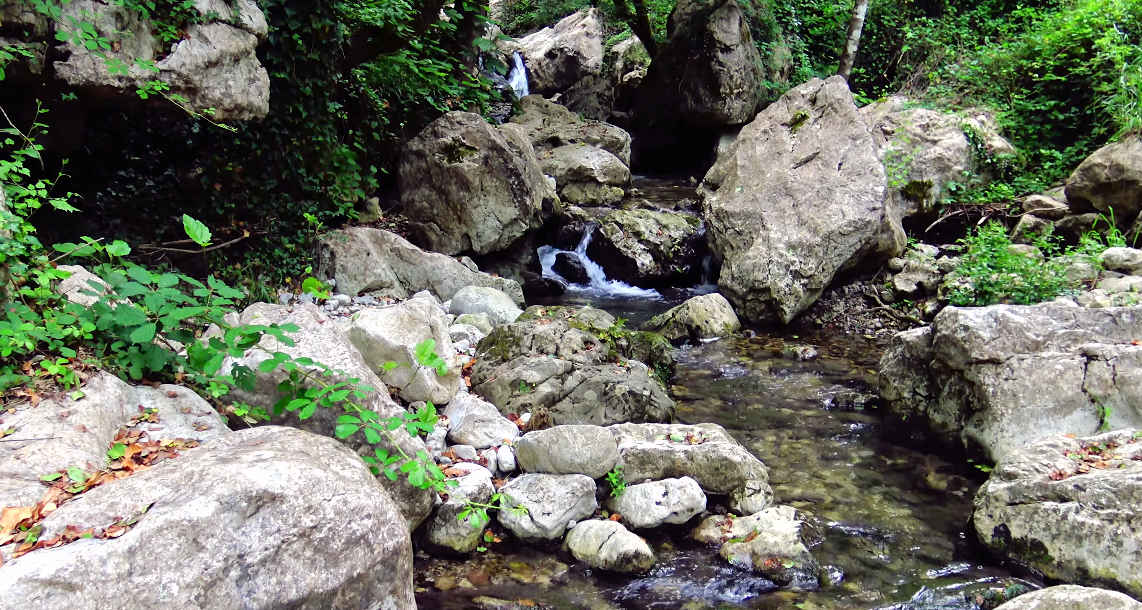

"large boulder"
[1065, 135, 1142, 222]
[398, 111, 557, 256]
[585, 208, 706, 287]
[496, 473, 597, 541]
[347, 292, 462, 405]
[0, 372, 227, 509]
[608, 423, 771, 503]
[30, 0, 270, 120]
[700, 76, 901, 324]
[0, 426, 415, 609]
[861, 96, 1016, 220]
[879, 304, 1142, 462]
[994, 586, 1142, 610]
[509, 95, 632, 166]
[223, 302, 433, 528]
[315, 227, 523, 304]
[636, 0, 763, 129]
[973, 430, 1142, 597]
[560, 36, 651, 122]
[515, 9, 604, 95]
[642, 293, 740, 343]
[564, 520, 656, 574]
[470, 310, 674, 425]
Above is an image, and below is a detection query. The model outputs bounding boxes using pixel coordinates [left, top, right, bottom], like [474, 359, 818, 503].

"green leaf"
[128, 322, 157, 344]
[182, 214, 212, 247]
[414, 339, 437, 365]
[40, 472, 64, 482]
[107, 443, 126, 460]
[301, 277, 329, 299]
[112, 305, 148, 327]
[334, 423, 360, 439]
[66, 465, 88, 484]
[126, 265, 154, 285]
[363, 426, 381, 444]
[381, 361, 400, 371]
[105, 240, 131, 257]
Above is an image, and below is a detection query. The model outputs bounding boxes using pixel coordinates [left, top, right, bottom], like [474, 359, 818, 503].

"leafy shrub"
[946, 221, 1084, 306]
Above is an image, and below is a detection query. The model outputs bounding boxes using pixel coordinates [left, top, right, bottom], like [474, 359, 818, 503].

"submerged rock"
[0, 427, 415, 609]
[692, 506, 819, 589]
[973, 429, 1142, 597]
[564, 519, 656, 574]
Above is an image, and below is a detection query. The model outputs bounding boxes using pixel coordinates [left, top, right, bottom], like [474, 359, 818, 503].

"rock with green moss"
[586, 208, 706, 287]
[973, 429, 1142, 597]
[471, 307, 674, 425]
[643, 293, 740, 344]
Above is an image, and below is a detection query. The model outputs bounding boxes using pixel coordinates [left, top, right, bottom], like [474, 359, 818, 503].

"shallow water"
[415, 330, 1035, 609]
[415, 178, 1035, 608]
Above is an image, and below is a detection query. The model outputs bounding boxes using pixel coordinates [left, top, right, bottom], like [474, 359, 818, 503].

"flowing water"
[414, 178, 1036, 609]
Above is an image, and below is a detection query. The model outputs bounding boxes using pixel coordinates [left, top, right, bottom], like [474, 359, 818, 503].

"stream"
[414, 178, 1037, 609]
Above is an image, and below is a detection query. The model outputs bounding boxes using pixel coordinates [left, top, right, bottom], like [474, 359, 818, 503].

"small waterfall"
[537, 226, 661, 299]
[507, 52, 529, 99]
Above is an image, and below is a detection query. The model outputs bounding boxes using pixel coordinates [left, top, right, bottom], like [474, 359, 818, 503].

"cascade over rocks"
[0, 372, 227, 509]
[398, 111, 557, 256]
[860, 96, 1016, 221]
[879, 304, 1142, 461]
[470, 306, 675, 426]
[315, 227, 524, 304]
[223, 302, 433, 529]
[513, 9, 604, 96]
[700, 76, 902, 324]
[582, 207, 706, 287]
[973, 430, 1142, 597]
[1065, 135, 1142, 222]
[5, 0, 269, 120]
[0, 426, 415, 609]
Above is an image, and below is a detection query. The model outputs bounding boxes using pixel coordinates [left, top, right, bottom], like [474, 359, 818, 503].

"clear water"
[414, 178, 1035, 609]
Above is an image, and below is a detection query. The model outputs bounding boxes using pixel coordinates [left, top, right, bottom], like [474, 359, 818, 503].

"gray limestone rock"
[564, 519, 656, 574]
[515, 425, 620, 479]
[497, 474, 597, 541]
[606, 476, 706, 529]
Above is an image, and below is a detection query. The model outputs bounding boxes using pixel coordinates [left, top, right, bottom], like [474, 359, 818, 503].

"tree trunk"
[837, 0, 870, 81]
[614, 0, 658, 57]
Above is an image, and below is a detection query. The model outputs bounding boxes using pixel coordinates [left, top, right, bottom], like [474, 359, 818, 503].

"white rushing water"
[537, 226, 662, 299]
[507, 52, 529, 99]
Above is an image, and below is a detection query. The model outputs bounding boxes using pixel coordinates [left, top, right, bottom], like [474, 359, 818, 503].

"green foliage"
[604, 466, 627, 497]
[946, 221, 1068, 306]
